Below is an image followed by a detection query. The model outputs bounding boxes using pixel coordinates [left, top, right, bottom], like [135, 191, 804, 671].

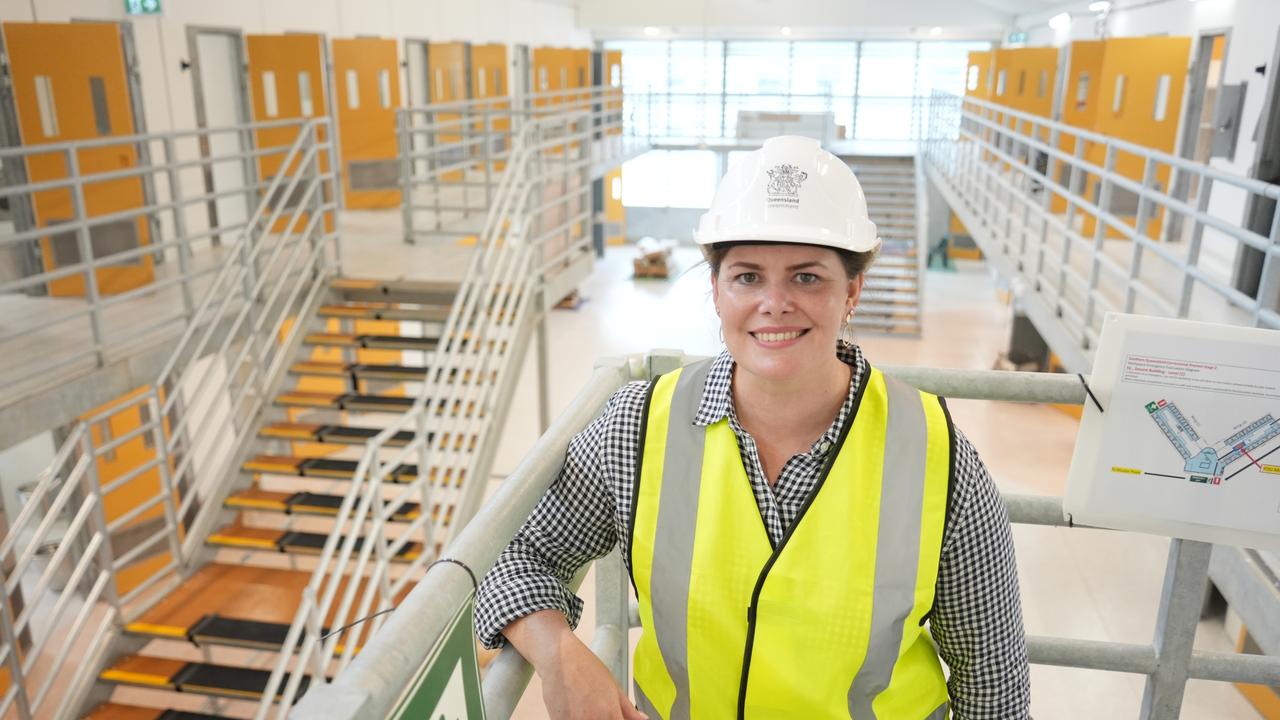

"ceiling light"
[930, 26, 943, 36]
[1048, 12, 1072, 30]
[643, 26, 661, 37]
[780, 26, 792, 36]
[1088, 1, 1111, 11]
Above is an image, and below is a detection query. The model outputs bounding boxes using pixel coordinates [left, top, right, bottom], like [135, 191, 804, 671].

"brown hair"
[701, 241, 877, 279]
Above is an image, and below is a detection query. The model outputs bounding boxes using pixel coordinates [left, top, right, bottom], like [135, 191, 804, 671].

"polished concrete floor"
[480, 244, 1263, 719]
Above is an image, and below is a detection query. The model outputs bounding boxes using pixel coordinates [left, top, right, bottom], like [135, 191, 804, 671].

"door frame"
[186, 24, 255, 244]
[1234, 25, 1280, 305]
[1168, 27, 1232, 235]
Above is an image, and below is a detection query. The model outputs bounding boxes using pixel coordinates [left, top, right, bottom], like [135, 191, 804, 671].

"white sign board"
[1065, 313, 1280, 552]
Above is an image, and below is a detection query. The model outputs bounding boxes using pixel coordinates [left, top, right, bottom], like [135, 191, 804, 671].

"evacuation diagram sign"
[1065, 313, 1280, 552]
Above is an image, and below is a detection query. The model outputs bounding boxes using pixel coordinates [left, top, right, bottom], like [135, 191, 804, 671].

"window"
[1017, 70, 1026, 96]
[345, 69, 360, 109]
[1153, 74, 1171, 121]
[379, 69, 392, 108]
[34, 75, 59, 137]
[261, 71, 279, 117]
[89, 76, 110, 135]
[996, 69, 1007, 96]
[1112, 74, 1126, 115]
[1076, 72, 1090, 104]
[621, 150, 717, 208]
[298, 71, 314, 116]
[1038, 69, 1049, 98]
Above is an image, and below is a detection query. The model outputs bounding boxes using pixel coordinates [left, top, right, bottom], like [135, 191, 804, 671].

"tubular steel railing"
[0, 118, 318, 397]
[258, 110, 609, 717]
[292, 352, 1280, 720]
[399, 84, 644, 244]
[922, 90, 1280, 372]
[0, 118, 338, 719]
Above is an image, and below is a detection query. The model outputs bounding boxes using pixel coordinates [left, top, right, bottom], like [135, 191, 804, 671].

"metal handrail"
[0, 118, 338, 720]
[292, 355, 1280, 720]
[0, 117, 314, 396]
[259, 106, 608, 717]
[921, 90, 1280, 372]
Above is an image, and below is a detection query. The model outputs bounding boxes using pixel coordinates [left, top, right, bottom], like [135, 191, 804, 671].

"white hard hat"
[694, 135, 880, 253]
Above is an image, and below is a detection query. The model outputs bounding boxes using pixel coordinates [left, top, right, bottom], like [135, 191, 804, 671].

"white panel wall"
[0, 0, 593, 138]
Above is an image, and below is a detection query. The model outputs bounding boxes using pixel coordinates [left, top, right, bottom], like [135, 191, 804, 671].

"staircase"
[83, 278, 463, 716]
[847, 155, 923, 336]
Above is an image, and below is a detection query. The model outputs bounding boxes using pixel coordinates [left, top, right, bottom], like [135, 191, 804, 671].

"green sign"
[1007, 31, 1028, 44]
[124, 0, 162, 16]
[390, 601, 486, 720]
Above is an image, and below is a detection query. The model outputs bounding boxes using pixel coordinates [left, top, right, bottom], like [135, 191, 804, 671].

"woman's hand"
[503, 610, 647, 720]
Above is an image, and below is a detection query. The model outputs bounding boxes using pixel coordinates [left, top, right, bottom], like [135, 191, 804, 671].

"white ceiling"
[559, 0, 1081, 39]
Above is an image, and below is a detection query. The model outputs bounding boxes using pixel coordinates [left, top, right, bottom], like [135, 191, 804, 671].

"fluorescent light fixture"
[930, 26, 943, 36]
[643, 26, 661, 36]
[1048, 12, 1072, 30]
[780, 26, 792, 36]
[1088, 0, 1111, 11]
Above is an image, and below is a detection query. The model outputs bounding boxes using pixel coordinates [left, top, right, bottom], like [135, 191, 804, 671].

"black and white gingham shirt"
[476, 344, 1031, 718]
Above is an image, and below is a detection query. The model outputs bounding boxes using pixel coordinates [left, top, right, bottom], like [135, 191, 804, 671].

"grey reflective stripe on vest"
[648, 358, 714, 720]
[925, 702, 949, 719]
[635, 682, 659, 719]
[847, 375, 930, 719]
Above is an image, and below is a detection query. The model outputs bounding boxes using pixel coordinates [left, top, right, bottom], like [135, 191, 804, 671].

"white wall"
[0, 0, 593, 138]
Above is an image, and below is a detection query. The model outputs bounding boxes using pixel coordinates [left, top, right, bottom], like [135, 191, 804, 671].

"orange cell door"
[1053, 40, 1107, 213]
[606, 50, 623, 136]
[245, 33, 332, 230]
[82, 386, 178, 598]
[1, 22, 154, 297]
[1084, 36, 1192, 239]
[470, 43, 509, 171]
[332, 37, 401, 209]
[428, 41, 469, 182]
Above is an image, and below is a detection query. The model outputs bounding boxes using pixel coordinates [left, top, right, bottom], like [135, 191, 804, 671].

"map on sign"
[1065, 313, 1280, 552]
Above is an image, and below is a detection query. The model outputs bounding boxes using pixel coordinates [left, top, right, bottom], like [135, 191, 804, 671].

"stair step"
[274, 391, 416, 412]
[99, 655, 309, 700]
[319, 302, 451, 323]
[290, 361, 428, 382]
[859, 290, 920, 305]
[303, 333, 439, 351]
[330, 277, 459, 305]
[225, 486, 422, 521]
[260, 422, 477, 451]
[209, 523, 428, 561]
[865, 268, 918, 281]
[243, 454, 448, 484]
[862, 278, 921, 292]
[85, 705, 224, 720]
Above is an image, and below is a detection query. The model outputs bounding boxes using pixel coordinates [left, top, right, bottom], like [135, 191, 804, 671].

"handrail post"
[81, 430, 123, 616]
[0, 581, 33, 719]
[162, 137, 196, 319]
[399, 110, 414, 245]
[1138, 539, 1212, 719]
[66, 148, 106, 369]
[146, 390, 185, 576]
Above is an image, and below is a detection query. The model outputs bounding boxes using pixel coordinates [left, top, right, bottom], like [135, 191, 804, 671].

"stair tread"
[127, 563, 314, 633]
[261, 422, 416, 445]
[226, 486, 423, 520]
[85, 705, 223, 720]
[242, 454, 448, 484]
[274, 391, 416, 411]
[303, 333, 439, 350]
[209, 522, 426, 561]
[289, 361, 428, 379]
[101, 656, 308, 700]
[319, 302, 451, 321]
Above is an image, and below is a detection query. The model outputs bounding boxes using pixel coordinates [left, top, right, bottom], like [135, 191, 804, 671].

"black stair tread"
[273, 392, 417, 410]
[160, 711, 227, 720]
[279, 530, 422, 558]
[319, 302, 452, 322]
[303, 333, 440, 349]
[224, 487, 423, 520]
[289, 361, 430, 379]
[189, 614, 301, 650]
[173, 661, 309, 699]
[330, 277, 460, 305]
[289, 491, 422, 519]
[305, 457, 419, 480]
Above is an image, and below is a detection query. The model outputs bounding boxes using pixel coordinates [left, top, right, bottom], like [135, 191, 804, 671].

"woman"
[476, 136, 1030, 719]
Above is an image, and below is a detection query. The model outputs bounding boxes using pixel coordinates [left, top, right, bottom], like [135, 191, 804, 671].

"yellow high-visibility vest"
[629, 358, 953, 719]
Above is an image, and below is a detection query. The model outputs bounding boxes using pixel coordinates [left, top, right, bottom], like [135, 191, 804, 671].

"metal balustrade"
[0, 118, 338, 719]
[921, 90, 1280, 372]
[0, 118, 320, 398]
[293, 353, 1280, 720]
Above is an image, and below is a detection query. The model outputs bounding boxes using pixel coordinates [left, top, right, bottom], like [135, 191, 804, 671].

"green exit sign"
[124, 0, 162, 15]
[1007, 31, 1028, 44]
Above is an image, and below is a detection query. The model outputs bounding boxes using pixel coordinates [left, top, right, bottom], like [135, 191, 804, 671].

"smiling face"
[711, 243, 863, 384]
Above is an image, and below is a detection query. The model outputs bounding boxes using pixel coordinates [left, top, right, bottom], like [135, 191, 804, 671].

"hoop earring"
[839, 309, 855, 346]
[718, 325, 724, 344]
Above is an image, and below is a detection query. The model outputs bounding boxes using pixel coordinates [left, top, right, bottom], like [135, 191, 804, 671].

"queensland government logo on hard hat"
[766, 164, 807, 208]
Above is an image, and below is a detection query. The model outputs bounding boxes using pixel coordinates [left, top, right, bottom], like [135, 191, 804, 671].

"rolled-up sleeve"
[474, 385, 640, 649]
[929, 430, 1031, 718]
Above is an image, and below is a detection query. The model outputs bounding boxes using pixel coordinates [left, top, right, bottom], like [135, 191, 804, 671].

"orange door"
[606, 50, 623, 136]
[2, 22, 154, 297]
[1084, 37, 1191, 239]
[428, 41, 469, 182]
[245, 33, 331, 230]
[1054, 41, 1106, 213]
[470, 43, 509, 171]
[332, 37, 401, 209]
[82, 386, 176, 598]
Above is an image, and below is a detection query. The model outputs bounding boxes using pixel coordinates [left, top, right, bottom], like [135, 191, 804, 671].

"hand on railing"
[502, 610, 648, 720]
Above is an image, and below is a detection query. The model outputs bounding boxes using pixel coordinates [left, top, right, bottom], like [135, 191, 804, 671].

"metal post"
[163, 137, 195, 319]
[0, 585, 33, 719]
[483, 110, 493, 210]
[1083, 144, 1117, 334]
[1139, 539, 1212, 719]
[536, 311, 551, 435]
[81, 432, 123, 614]
[1125, 156, 1159, 313]
[66, 149, 106, 368]
[146, 391, 185, 574]
[1254, 202, 1280, 325]
[1178, 176, 1215, 318]
[594, 548, 631, 686]
[399, 110, 415, 245]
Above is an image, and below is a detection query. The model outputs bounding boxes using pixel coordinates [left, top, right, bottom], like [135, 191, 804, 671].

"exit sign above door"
[124, 0, 162, 16]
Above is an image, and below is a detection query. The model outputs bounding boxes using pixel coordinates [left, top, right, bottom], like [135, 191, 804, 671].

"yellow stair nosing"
[208, 534, 279, 550]
[124, 622, 188, 639]
[100, 669, 173, 687]
[225, 497, 288, 511]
